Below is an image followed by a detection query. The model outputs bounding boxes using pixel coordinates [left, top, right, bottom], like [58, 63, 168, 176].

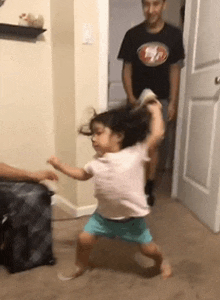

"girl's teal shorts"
[84, 212, 153, 244]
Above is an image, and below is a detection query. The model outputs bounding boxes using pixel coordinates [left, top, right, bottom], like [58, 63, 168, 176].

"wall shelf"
[0, 23, 46, 38]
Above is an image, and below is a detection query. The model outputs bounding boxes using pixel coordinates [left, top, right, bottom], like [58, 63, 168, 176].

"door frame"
[98, 0, 109, 112]
[172, 0, 191, 197]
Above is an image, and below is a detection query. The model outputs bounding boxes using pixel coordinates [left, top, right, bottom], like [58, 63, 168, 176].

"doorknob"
[215, 77, 220, 84]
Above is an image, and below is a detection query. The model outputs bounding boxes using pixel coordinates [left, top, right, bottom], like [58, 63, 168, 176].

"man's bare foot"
[57, 266, 86, 281]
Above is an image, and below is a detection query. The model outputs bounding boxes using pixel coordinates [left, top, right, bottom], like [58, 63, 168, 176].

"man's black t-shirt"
[118, 22, 185, 100]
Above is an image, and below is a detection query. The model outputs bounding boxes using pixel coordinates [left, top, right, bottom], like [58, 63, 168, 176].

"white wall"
[163, 0, 183, 27]
[0, 0, 55, 171]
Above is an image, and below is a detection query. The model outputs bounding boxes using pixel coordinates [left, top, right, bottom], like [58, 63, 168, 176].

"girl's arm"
[47, 156, 92, 181]
[146, 101, 165, 151]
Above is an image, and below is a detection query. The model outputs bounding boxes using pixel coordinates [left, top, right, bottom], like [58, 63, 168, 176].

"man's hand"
[0, 162, 58, 182]
[31, 170, 58, 182]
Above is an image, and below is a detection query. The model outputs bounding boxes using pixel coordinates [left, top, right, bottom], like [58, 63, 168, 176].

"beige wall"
[0, 0, 55, 171]
[74, 0, 100, 207]
[50, 0, 77, 203]
[0, 0, 101, 209]
[51, 0, 100, 206]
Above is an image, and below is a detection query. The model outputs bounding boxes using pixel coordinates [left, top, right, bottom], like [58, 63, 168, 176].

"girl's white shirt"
[84, 142, 151, 219]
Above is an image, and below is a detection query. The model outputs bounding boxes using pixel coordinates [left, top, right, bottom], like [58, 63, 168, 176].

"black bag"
[0, 181, 56, 273]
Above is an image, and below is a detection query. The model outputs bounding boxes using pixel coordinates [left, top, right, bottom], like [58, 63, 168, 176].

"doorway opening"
[108, 0, 184, 171]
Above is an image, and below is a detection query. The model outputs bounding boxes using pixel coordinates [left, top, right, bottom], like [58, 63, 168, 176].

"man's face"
[142, 0, 166, 26]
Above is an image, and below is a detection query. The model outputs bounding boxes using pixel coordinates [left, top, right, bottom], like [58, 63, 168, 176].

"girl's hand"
[147, 99, 162, 114]
[47, 155, 61, 169]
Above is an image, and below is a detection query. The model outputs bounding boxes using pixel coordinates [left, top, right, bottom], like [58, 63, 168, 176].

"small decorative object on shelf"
[18, 13, 44, 29]
[0, 0, 6, 7]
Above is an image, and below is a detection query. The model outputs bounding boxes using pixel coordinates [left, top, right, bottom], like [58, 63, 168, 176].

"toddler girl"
[48, 94, 172, 280]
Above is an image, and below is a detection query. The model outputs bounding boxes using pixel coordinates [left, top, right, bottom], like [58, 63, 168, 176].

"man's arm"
[47, 156, 92, 181]
[122, 61, 138, 106]
[0, 162, 58, 182]
[168, 63, 181, 121]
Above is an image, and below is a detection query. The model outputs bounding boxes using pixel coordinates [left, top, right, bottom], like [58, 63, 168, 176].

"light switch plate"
[82, 23, 94, 45]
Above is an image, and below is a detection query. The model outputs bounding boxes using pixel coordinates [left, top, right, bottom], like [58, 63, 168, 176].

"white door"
[176, 0, 220, 232]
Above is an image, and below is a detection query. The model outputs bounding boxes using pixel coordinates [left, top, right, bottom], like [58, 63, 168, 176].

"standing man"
[117, 0, 184, 205]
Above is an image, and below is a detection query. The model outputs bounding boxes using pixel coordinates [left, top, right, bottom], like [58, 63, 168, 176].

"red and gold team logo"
[137, 42, 169, 67]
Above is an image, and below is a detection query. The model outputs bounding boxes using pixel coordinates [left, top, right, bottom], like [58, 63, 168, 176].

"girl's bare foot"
[154, 259, 172, 280]
[57, 266, 86, 281]
[160, 261, 172, 280]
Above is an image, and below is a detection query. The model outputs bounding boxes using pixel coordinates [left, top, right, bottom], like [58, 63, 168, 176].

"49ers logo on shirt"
[137, 42, 169, 67]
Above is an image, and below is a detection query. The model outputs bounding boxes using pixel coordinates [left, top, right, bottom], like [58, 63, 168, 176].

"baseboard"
[52, 194, 97, 218]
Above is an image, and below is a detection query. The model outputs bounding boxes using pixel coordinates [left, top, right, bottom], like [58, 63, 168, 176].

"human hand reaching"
[31, 170, 58, 182]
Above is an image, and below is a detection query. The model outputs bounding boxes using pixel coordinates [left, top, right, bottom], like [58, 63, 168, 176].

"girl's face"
[91, 122, 122, 156]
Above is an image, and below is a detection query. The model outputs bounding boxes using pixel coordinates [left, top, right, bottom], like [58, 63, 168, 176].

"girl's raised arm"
[146, 100, 165, 151]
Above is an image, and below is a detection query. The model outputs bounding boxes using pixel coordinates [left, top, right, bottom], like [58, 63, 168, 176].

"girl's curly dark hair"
[79, 104, 151, 149]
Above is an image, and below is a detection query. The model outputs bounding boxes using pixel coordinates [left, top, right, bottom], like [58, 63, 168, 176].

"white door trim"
[98, 0, 109, 112]
[172, 0, 191, 198]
